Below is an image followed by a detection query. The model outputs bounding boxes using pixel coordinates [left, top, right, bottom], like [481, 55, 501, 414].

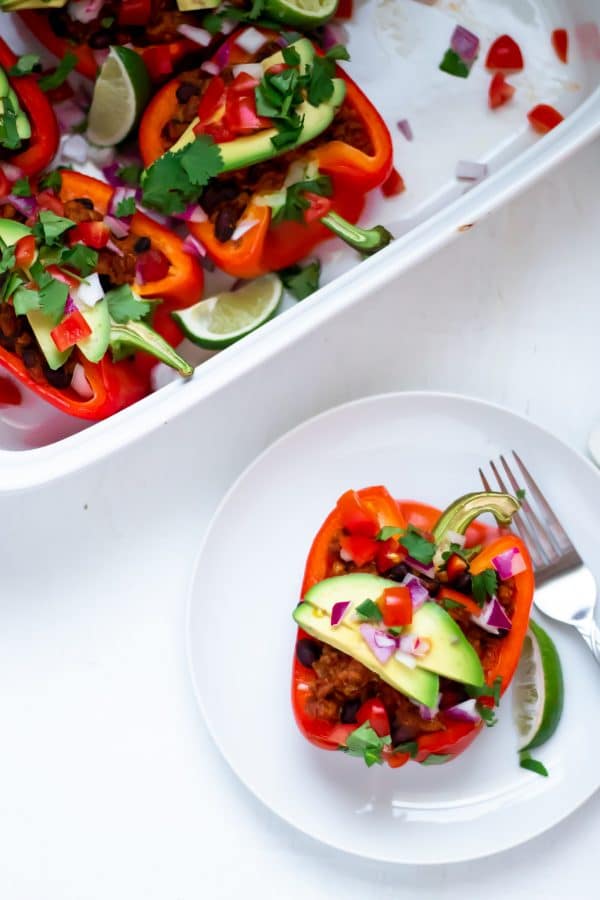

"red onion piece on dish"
[456, 160, 488, 181]
[1, 162, 23, 182]
[397, 633, 430, 658]
[445, 699, 481, 722]
[104, 214, 130, 239]
[397, 119, 413, 141]
[200, 60, 221, 76]
[418, 693, 441, 719]
[55, 99, 86, 133]
[62, 134, 88, 164]
[64, 295, 78, 315]
[360, 624, 396, 664]
[67, 0, 103, 24]
[214, 39, 232, 70]
[492, 547, 526, 580]
[401, 574, 429, 610]
[70, 363, 94, 399]
[107, 239, 124, 258]
[330, 600, 351, 627]
[5, 194, 35, 216]
[176, 24, 213, 47]
[450, 25, 480, 61]
[471, 596, 512, 634]
[182, 234, 207, 258]
[406, 556, 435, 579]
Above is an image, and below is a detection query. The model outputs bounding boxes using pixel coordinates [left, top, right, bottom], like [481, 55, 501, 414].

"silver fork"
[479, 451, 600, 662]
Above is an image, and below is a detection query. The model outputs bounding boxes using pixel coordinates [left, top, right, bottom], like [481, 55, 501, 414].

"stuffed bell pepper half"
[292, 487, 534, 767]
[0, 168, 202, 419]
[139, 28, 394, 277]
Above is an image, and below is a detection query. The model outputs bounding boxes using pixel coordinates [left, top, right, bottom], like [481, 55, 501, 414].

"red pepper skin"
[50, 310, 92, 352]
[381, 167, 405, 197]
[17, 11, 196, 83]
[69, 221, 110, 250]
[551, 28, 569, 64]
[528, 104, 564, 134]
[139, 30, 393, 278]
[0, 38, 59, 177]
[292, 489, 534, 766]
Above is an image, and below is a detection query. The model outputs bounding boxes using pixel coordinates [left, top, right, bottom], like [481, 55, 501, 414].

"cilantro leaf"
[142, 138, 224, 214]
[271, 117, 304, 150]
[278, 260, 321, 300]
[306, 54, 338, 106]
[471, 568, 498, 607]
[12, 178, 32, 198]
[60, 244, 99, 278]
[179, 135, 224, 187]
[115, 196, 136, 218]
[439, 597, 463, 612]
[12, 286, 40, 316]
[273, 175, 332, 224]
[516, 488, 526, 500]
[392, 740, 418, 757]
[202, 12, 223, 34]
[117, 164, 142, 186]
[1, 271, 24, 301]
[325, 44, 350, 62]
[0, 95, 22, 151]
[38, 277, 68, 324]
[248, 0, 264, 18]
[399, 525, 436, 565]
[38, 52, 77, 92]
[100, 15, 114, 27]
[8, 53, 41, 77]
[420, 753, 452, 766]
[282, 46, 301, 67]
[519, 753, 548, 777]
[34, 210, 75, 245]
[0, 240, 15, 275]
[466, 676, 502, 706]
[355, 598, 382, 622]
[105, 284, 152, 324]
[376, 525, 404, 542]
[344, 721, 391, 767]
[39, 171, 62, 192]
[477, 703, 497, 727]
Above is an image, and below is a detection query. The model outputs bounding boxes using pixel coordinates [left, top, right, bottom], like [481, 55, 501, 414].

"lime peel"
[513, 618, 564, 753]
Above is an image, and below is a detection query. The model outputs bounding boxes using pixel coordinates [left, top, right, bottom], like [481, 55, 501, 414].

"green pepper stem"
[110, 320, 193, 378]
[321, 211, 393, 256]
[432, 492, 520, 544]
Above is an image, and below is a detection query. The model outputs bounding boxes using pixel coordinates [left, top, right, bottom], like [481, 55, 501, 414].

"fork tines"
[479, 451, 581, 580]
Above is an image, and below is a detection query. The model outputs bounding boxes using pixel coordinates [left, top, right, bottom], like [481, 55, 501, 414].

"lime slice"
[172, 274, 283, 349]
[87, 46, 150, 147]
[512, 619, 564, 752]
[263, 0, 338, 28]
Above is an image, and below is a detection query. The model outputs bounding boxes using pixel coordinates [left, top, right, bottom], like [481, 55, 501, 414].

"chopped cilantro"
[115, 196, 136, 218]
[105, 284, 152, 324]
[100, 15, 114, 27]
[117, 164, 142, 186]
[439, 48, 470, 78]
[38, 52, 77, 92]
[420, 753, 453, 765]
[0, 240, 15, 275]
[477, 703, 497, 727]
[355, 598, 382, 622]
[441, 542, 482, 563]
[179, 135, 224, 186]
[519, 752, 548, 777]
[202, 12, 223, 34]
[142, 137, 224, 214]
[12, 286, 40, 316]
[343, 721, 391, 767]
[516, 488, 526, 501]
[278, 260, 320, 301]
[376, 525, 404, 542]
[60, 244, 99, 278]
[392, 740, 418, 758]
[271, 117, 305, 149]
[466, 676, 502, 706]
[8, 53, 41, 77]
[399, 525, 436, 565]
[248, 0, 264, 18]
[306, 54, 337, 106]
[1, 271, 23, 301]
[33, 210, 75, 245]
[471, 568, 498, 607]
[39, 171, 62, 192]
[273, 175, 332, 224]
[39, 276, 68, 324]
[0, 95, 22, 151]
[439, 597, 463, 612]
[325, 44, 351, 62]
[282, 45, 301, 67]
[12, 178, 32, 198]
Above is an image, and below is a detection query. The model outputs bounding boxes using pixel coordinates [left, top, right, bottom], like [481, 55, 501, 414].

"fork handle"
[578, 620, 600, 663]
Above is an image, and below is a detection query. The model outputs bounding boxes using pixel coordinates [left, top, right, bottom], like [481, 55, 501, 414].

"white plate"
[186, 392, 600, 864]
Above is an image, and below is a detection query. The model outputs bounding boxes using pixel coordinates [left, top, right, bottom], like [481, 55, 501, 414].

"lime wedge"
[87, 46, 150, 147]
[172, 274, 283, 349]
[512, 619, 564, 752]
[263, 0, 338, 28]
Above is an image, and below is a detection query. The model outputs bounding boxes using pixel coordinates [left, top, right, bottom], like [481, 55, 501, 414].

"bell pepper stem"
[320, 211, 393, 256]
[432, 492, 520, 544]
[110, 320, 193, 378]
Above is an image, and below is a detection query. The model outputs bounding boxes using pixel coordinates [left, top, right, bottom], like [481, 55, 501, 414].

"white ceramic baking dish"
[0, 0, 599, 490]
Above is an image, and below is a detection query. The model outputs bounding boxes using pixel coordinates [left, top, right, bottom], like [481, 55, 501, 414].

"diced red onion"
[1, 163, 22, 182]
[492, 547, 526, 580]
[214, 40, 232, 70]
[107, 239, 124, 258]
[109, 186, 137, 216]
[394, 650, 418, 669]
[172, 203, 208, 224]
[221, 19, 235, 35]
[231, 218, 259, 242]
[445, 699, 481, 723]
[93, 48, 110, 68]
[66, 0, 103, 24]
[104, 214, 130, 239]
[322, 23, 346, 51]
[176, 24, 213, 47]
[401, 574, 429, 610]
[235, 27, 268, 55]
[4, 194, 35, 216]
[137, 205, 170, 225]
[55, 99, 86, 133]
[64, 295, 78, 315]
[418, 693, 441, 719]
[450, 25, 480, 62]
[75, 272, 103, 307]
[330, 600, 351, 628]
[70, 363, 94, 399]
[102, 162, 121, 186]
[200, 61, 221, 76]
[72, 83, 92, 110]
[406, 556, 435, 579]
[182, 234, 206, 258]
[397, 634, 430, 658]
[232, 63, 263, 81]
[360, 624, 396, 664]
[374, 631, 398, 649]
[456, 160, 488, 182]
[471, 596, 512, 635]
[62, 134, 88, 164]
[397, 118, 413, 141]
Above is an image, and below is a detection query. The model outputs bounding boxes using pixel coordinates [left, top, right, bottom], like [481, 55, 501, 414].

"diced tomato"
[142, 45, 174, 82]
[194, 119, 234, 142]
[0, 169, 11, 200]
[335, 0, 353, 19]
[265, 63, 287, 75]
[118, 0, 151, 26]
[485, 34, 524, 71]
[375, 537, 407, 574]
[136, 248, 170, 283]
[198, 76, 227, 122]
[379, 586, 412, 627]
[69, 221, 110, 250]
[36, 190, 64, 216]
[488, 72, 515, 109]
[527, 103, 564, 134]
[356, 699, 390, 737]
[50, 309, 92, 352]
[225, 90, 269, 135]
[381, 167, 405, 197]
[551, 28, 568, 64]
[339, 534, 378, 568]
[0, 375, 21, 407]
[229, 72, 260, 93]
[445, 553, 468, 582]
[14, 234, 36, 270]
[336, 490, 380, 538]
[45, 264, 79, 290]
[303, 192, 332, 224]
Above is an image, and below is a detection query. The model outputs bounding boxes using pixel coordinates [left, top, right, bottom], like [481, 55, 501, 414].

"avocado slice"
[0, 0, 66, 9]
[176, 0, 219, 8]
[406, 603, 485, 687]
[294, 601, 440, 708]
[77, 299, 111, 363]
[26, 309, 71, 371]
[168, 39, 346, 167]
[0, 218, 32, 246]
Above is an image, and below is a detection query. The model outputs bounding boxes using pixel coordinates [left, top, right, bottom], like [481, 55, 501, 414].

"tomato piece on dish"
[486, 34, 524, 71]
[336, 489, 380, 537]
[381, 167, 405, 197]
[51, 310, 92, 352]
[379, 586, 412, 627]
[339, 534, 378, 567]
[356, 698, 390, 737]
[527, 103, 564, 134]
[69, 221, 110, 250]
[14, 234, 36, 270]
[488, 72, 515, 109]
[551, 28, 568, 64]
[375, 537, 407, 574]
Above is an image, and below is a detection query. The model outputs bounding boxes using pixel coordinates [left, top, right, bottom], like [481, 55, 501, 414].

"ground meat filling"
[47, 0, 202, 49]
[300, 535, 516, 745]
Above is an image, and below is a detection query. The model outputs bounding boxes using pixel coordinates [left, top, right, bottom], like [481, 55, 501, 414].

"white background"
[0, 138, 599, 898]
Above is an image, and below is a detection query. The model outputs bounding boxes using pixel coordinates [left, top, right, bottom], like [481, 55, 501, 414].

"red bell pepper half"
[0, 37, 59, 177]
[292, 487, 534, 766]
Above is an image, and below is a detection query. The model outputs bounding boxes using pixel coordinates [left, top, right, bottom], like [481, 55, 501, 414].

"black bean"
[427, 579, 441, 598]
[45, 365, 71, 389]
[98, 274, 115, 293]
[387, 562, 409, 582]
[214, 207, 238, 243]
[88, 31, 111, 50]
[201, 181, 239, 215]
[49, 11, 69, 37]
[176, 82, 198, 104]
[340, 698, 361, 724]
[134, 236, 151, 253]
[295, 638, 322, 668]
[453, 572, 472, 595]
[21, 347, 39, 370]
[74, 197, 94, 210]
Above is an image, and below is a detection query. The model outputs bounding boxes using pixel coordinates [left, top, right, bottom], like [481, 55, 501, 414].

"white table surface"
[1, 138, 599, 899]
